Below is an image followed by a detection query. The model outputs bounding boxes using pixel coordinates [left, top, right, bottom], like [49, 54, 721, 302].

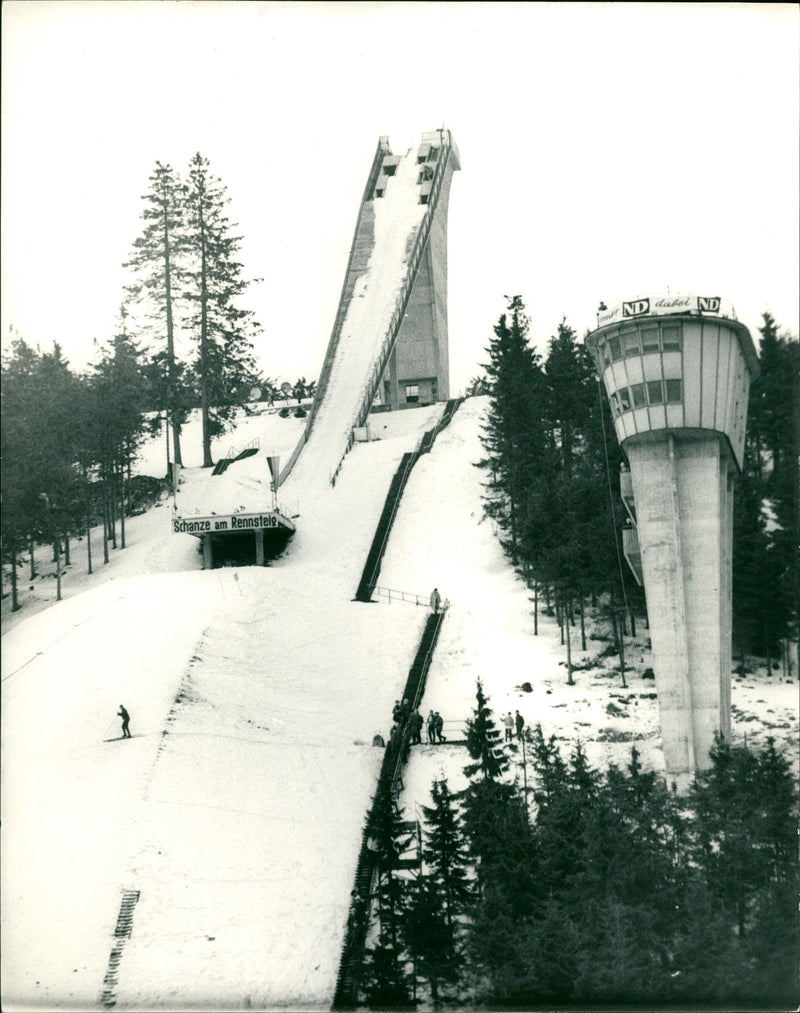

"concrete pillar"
[628, 434, 732, 785]
[255, 530, 265, 567]
[202, 534, 213, 570]
[386, 347, 399, 410]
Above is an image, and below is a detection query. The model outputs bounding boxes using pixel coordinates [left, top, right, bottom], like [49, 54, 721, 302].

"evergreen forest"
[360, 680, 798, 1009]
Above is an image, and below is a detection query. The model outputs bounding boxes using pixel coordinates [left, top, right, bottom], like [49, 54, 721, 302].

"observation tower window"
[607, 336, 622, 361]
[665, 379, 682, 403]
[647, 380, 664, 404]
[382, 164, 397, 176]
[662, 325, 681, 351]
[641, 327, 660, 353]
[618, 387, 632, 411]
[631, 383, 647, 408]
[405, 384, 420, 403]
[620, 328, 640, 356]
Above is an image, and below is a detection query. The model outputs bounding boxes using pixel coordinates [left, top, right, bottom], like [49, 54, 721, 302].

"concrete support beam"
[628, 434, 732, 786]
[386, 347, 399, 410]
[202, 534, 213, 570]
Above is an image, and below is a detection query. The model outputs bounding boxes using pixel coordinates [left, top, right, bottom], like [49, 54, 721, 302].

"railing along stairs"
[354, 398, 463, 602]
[211, 437, 260, 476]
[331, 609, 446, 1010]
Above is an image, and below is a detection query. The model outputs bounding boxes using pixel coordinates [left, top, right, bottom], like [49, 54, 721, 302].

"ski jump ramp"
[280, 129, 460, 497]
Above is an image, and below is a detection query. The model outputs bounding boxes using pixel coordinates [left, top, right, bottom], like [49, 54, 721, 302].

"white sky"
[2, 1, 798, 393]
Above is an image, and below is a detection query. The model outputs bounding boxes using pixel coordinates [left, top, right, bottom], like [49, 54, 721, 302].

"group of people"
[502, 709, 525, 742]
[389, 698, 446, 750]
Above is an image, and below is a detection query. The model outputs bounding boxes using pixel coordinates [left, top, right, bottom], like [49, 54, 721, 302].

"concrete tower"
[585, 293, 759, 786]
[378, 131, 460, 409]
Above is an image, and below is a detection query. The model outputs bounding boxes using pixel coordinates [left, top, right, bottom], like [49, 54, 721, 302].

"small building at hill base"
[173, 509, 296, 569]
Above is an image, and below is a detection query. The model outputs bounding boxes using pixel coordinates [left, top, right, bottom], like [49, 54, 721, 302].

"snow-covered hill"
[2, 397, 796, 1011]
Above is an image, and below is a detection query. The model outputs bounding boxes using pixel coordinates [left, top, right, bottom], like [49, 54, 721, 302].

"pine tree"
[732, 437, 774, 661]
[361, 935, 413, 1009]
[478, 295, 553, 567]
[688, 735, 797, 941]
[367, 782, 414, 941]
[1, 336, 84, 606]
[183, 153, 262, 467]
[403, 875, 454, 1007]
[421, 777, 471, 945]
[86, 320, 151, 557]
[733, 314, 799, 658]
[464, 678, 508, 782]
[125, 161, 190, 467]
[462, 681, 536, 916]
[543, 316, 594, 471]
[1, 335, 46, 609]
[361, 779, 415, 1007]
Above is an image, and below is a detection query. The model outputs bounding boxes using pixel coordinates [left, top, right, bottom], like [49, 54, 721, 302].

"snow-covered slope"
[2, 398, 796, 1011]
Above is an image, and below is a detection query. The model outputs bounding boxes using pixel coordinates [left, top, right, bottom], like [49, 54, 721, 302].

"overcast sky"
[2, 1, 798, 393]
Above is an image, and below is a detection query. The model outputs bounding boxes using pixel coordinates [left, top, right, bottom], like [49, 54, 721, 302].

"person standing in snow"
[430, 588, 441, 614]
[503, 711, 514, 742]
[410, 710, 424, 745]
[433, 711, 445, 743]
[515, 710, 525, 739]
[118, 705, 131, 739]
[426, 710, 436, 743]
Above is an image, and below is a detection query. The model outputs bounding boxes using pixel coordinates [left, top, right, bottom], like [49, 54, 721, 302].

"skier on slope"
[117, 705, 131, 739]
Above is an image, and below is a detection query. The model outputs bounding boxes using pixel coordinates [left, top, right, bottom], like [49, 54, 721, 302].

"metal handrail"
[358, 454, 417, 588]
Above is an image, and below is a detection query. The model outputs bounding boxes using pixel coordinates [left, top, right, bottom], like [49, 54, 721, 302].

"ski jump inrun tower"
[278, 129, 460, 490]
[585, 294, 759, 787]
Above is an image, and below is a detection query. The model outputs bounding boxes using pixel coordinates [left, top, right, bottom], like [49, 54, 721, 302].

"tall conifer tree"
[126, 161, 189, 467]
[478, 295, 551, 566]
[183, 153, 261, 467]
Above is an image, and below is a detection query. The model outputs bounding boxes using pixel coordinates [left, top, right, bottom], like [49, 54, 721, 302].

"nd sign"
[623, 298, 650, 318]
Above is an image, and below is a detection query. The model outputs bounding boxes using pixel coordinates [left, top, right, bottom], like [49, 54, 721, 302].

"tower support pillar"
[628, 434, 734, 785]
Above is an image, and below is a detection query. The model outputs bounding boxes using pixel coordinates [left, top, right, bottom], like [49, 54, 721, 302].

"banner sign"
[173, 511, 291, 535]
[597, 293, 732, 328]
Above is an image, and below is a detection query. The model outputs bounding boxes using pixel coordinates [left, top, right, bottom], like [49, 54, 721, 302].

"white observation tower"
[585, 293, 759, 787]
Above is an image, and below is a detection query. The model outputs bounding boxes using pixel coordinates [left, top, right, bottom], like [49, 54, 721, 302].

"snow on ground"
[136, 406, 309, 478]
[2, 397, 797, 1011]
[172, 408, 309, 520]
